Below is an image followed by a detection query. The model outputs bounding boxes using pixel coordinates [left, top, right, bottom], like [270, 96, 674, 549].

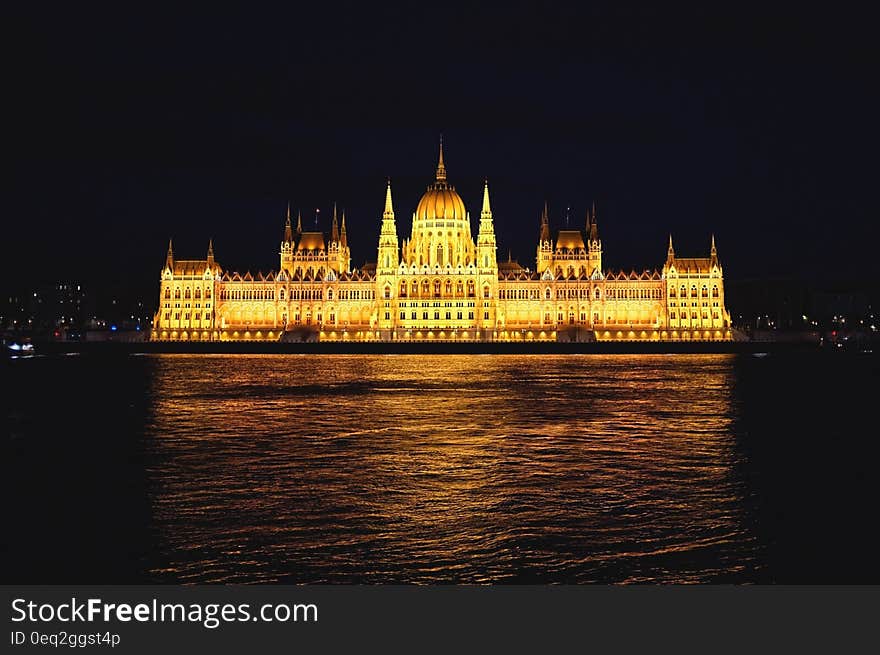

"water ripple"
[139, 354, 760, 583]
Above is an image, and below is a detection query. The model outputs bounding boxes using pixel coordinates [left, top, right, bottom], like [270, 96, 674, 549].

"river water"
[4, 352, 877, 583]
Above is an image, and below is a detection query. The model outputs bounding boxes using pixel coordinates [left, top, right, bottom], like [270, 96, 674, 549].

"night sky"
[8, 4, 877, 306]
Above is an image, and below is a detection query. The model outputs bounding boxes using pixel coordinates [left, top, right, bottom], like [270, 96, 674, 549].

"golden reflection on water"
[145, 354, 758, 583]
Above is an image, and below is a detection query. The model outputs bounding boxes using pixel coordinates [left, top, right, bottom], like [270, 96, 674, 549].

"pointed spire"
[589, 201, 599, 241]
[296, 210, 302, 234]
[383, 178, 395, 220]
[207, 238, 214, 264]
[539, 202, 551, 242]
[710, 234, 717, 256]
[435, 135, 447, 182]
[667, 234, 675, 262]
[331, 202, 340, 242]
[340, 210, 348, 247]
[283, 203, 293, 242]
[166, 239, 174, 268]
[481, 179, 492, 218]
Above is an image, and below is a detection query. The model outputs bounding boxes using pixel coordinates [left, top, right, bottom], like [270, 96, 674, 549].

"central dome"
[402, 139, 476, 268]
[414, 139, 467, 222]
[414, 184, 467, 222]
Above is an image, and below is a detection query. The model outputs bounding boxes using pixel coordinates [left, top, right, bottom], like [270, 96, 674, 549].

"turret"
[477, 179, 498, 327]
[540, 201, 551, 243]
[536, 202, 553, 274]
[207, 238, 215, 268]
[283, 203, 293, 242]
[331, 202, 340, 244]
[280, 204, 294, 274]
[165, 238, 174, 271]
[587, 201, 602, 276]
[588, 201, 599, 242]
[378, 178, 399, 271]
[477, 179, 497, 268]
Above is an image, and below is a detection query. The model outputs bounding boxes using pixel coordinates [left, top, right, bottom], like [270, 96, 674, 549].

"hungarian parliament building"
[152, 143, 731, 342]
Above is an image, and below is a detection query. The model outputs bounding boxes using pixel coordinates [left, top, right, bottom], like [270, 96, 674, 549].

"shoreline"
[28, 340, 826, 356]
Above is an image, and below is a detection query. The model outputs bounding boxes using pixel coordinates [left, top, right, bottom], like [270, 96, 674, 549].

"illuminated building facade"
[152, 143, 731, 342]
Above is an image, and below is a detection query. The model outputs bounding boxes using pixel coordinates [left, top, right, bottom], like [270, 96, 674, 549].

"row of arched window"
[396, 279, 480, 299]
[219, 288, 275, 301]
[165, 287, 212, 300]
[668, 285, 719, 299]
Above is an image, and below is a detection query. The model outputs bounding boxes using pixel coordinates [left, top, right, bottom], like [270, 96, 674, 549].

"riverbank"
[31, 339, 825, 355]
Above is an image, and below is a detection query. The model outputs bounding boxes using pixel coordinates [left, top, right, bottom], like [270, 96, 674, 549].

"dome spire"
[435, 134, 447, 182]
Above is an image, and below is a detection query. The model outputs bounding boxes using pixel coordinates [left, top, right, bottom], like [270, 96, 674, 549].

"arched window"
[691, 286, 697, 298]
[680, 285, 687, 298]
[701, 285, 708, 298]
[384, 286, 391, 299]
[483, 285, 490, 299]
[328, 288, 333, 300]
[412, 281, 418, 297]
[433, 280, 441, 297]
[184, 288, 191, 299]
[164, 289, 171, 299]
[195, 288, 201, 299]
[669, 286, 676, 298]
[445, 280, 452, 295]
[437, 245, 443, 266]
[594, 288, 601, 300]
[456, 281, 463, 296]
[174, 288, 181, 299]
[545, 288, 551, 300]
[421, 280, 430, 296]
[399, 282, 407, 297]
[279, 289, 285, 300]
[467, 280, 475, 297]
[712, 285, 719, 298]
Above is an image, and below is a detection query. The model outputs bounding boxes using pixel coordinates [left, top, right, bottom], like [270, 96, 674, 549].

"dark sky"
[7, 4, 877, 303]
